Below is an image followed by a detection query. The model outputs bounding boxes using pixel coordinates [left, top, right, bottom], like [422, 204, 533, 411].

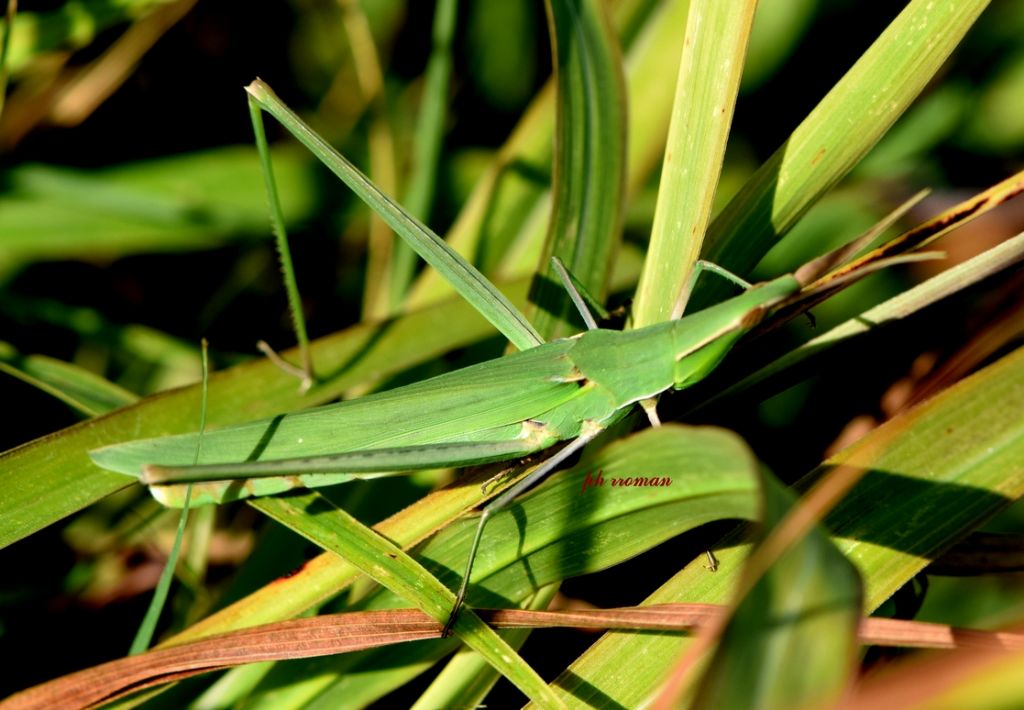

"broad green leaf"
[247, 79, 544, 352]
[404, 0, 688, 308]
[529, 0, 626, 339]
[632, 0, 757, 327]
[239, 425, 760, 707]
[691, 477, 861, 710]
[701, 0, 991, 296]
[547, 345, 1024, 707]
[0, 341, 138, 417]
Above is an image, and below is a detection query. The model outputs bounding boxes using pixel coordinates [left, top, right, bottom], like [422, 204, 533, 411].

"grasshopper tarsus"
[257, 339, 315, 393]
[441, 602, 462, 638]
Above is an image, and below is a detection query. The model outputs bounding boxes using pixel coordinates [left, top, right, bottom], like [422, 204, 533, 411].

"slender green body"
[90, 275, 798, 506]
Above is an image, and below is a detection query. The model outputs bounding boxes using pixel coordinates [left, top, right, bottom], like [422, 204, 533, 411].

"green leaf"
[411, 585, 559, 710]
[404, 0, 690, 308]
[714, 230, 1024, 408]
[547, 345, 1024, 707]
[249, 492, 564, 707]
[691, 477, 862, 710]
[632, 0, 758, 327]
[0, 147, 317, 272]
[237, 424, 761, 707]
[389, 0, 459, 304]
[529, 0, 626, 339]
[701, 0, 991, 294]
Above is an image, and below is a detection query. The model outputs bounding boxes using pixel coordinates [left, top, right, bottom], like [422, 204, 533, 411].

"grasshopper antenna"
[673, 260, 753, 320]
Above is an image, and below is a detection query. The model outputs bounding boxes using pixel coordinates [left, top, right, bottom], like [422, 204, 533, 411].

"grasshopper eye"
[740, 305, 768, 329]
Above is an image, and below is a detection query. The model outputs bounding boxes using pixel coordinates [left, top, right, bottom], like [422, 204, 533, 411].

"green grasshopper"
[90, 264, 797, 628]
[86, 81, 893, 631]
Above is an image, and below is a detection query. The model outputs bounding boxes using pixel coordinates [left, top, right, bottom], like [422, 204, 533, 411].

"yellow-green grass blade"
[0, 147, 317, 272]
[529, 0, 626, 339]
[631, 0, 758, 328]
[246, 79, 544, 352]
[689, 477, 861, 710]
[249, 492, 563, 708]
[0, 340, 138, 417]
[544, 345, 1024, 708]
[701, 0, 991, 298]
[231, 424, 761, 707]
[0, 277, 535, 549]
[404, 0, 687, 309]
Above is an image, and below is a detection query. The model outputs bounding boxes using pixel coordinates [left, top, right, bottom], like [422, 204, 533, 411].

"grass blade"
[246, 79, 544, 351]
[404, 0, 688, 309]
[631, 0, 758, 327]
[116, 424, 758, 707]
[389, 0, 458, 305]
[11, 605, 1022, 709]
[250, 492, 564, 707]
[228, 424, 760, 707]
[0, 341, 137, 416]
[680, 478, 861, 709]
[337, 0, 398, 322]
[546, 345, 1024, 707]
[410, 585, 558, 710]
[713, 230, 1024, 408]
[129, 340, 209, 655]
[0, 147, 318, 271]
[529, 0, 626, 339]
[701, 0, 991, 296]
